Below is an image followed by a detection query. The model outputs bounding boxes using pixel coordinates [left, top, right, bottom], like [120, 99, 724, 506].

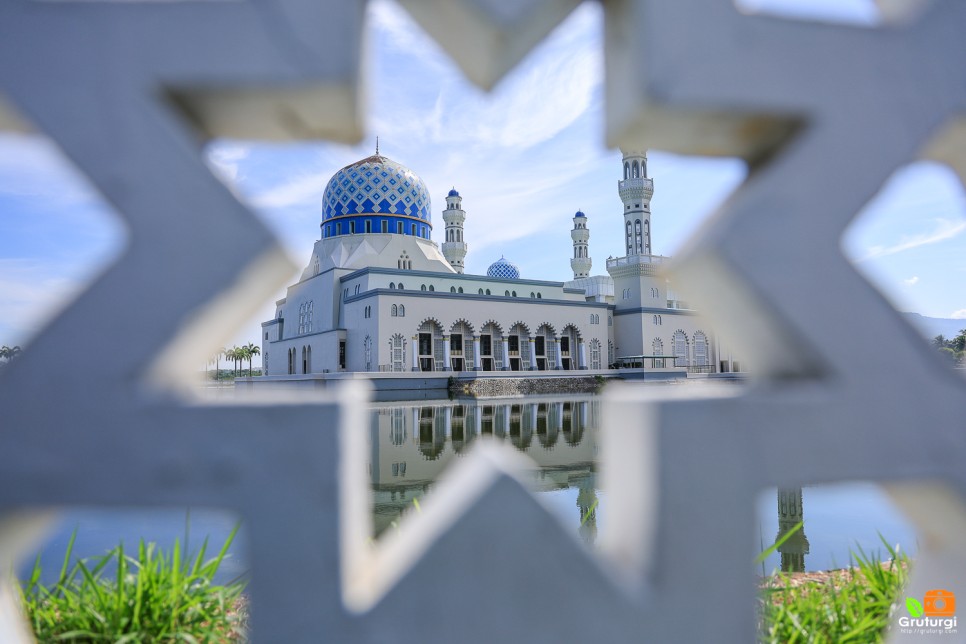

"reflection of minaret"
[776, 487, 809, 572]
[576, 474, 598, 545]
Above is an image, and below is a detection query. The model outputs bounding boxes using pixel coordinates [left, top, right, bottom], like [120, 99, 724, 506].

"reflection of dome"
[487, 256, 520, 280]
[448, 188, 460, 197]
[320, 153, 432, 240]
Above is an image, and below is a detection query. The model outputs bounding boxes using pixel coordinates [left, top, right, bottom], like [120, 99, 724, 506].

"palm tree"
[244, 342, 260, 376]
[0, 346, 9, 361]
[225, 347, 237, 377]
[215, 347, 226, 380]
[953, 329, 966, 354]
[0, 345, 21, 362]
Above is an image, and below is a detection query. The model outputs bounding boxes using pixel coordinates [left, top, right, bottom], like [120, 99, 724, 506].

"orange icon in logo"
[924, 589, 956, 617]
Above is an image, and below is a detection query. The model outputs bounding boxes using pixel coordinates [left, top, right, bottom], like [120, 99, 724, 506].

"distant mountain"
[903, 313, 966, 341]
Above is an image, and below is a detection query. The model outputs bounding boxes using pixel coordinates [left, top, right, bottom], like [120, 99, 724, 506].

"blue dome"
[321, 154, 432, 235]
[486, 256, 520, 280]
[575, 210, 586, 218]
[448, 188, 460, 197]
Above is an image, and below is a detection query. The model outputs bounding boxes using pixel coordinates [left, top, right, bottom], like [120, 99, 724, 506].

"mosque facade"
[261, 149, 737, 376]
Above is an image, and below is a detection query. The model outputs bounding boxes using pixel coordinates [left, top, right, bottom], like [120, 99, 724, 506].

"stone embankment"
[451, 376, 606, 398]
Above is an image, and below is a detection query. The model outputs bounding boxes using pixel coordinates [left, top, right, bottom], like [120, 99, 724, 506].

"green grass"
[19, 525, 246, 643]
[758, 536, 909, 643]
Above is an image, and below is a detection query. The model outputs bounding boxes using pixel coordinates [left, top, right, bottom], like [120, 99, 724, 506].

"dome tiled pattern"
[486, 257, 520, 280]
[321, 154, 432, 239]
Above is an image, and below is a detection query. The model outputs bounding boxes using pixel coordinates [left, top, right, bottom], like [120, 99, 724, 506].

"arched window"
[673, 331, 690, 368]
[632, 160, 639, 178]
[398, 283, 404, 290]
[505, 290, 510, 297]
[479, 288, 484, 295]
[398, 305, 405, 317]
[512, 291, 517, 297]
[693, 331, 709, 367]
[390, 334, 405, 372]
[421, 284, 427, 291]
[536, 293, 541, 299]
[450, 286, 456, 293]
[591, 313, 595, 324]
[623, 162, 630, 180]
[389, 282, 395, 289]
[429, 285, 435, 292]
[364, 335, 373, 372]
[531, 292, 535, 298]
[590, 339, 602, 370]
[391, 304, 398, 317]
[486, 289, 491, 295]
[458, 287, 463, 293]
[354, 284, 360, 295]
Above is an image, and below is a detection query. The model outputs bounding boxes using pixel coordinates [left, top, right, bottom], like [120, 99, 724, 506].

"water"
[25, 393, 916, 584]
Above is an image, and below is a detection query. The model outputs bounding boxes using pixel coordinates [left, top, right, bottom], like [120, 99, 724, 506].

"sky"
[1, 0, 964, 365]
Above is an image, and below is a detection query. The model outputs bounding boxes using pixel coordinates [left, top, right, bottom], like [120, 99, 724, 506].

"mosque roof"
[321, 153, 432, 225]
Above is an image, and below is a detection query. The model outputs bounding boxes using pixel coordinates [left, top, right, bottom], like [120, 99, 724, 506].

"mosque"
[260, 147, 738, 376]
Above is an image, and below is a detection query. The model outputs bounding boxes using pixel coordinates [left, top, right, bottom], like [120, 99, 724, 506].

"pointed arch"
[693, 331, 709, 367]
[589, 339, 602, 370]
[672, 329, 690, 368]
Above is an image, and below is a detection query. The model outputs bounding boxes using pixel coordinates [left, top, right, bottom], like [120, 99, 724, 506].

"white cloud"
[250, 172, 328, 209]
[0, 259, 85, 345]
[951, 309, 966, 320]
[860, 218, 966, 261]
[902, 276, 919, 286]
[206, 144, 251, 183]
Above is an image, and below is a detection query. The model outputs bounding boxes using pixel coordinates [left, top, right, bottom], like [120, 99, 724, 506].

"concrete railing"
[1, 1, 965, 643]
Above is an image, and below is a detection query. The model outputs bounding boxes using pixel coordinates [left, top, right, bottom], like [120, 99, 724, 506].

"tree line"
[0, 345, 22, 362]
[207, 343, 261, 379]
[933, 329, 966, 366]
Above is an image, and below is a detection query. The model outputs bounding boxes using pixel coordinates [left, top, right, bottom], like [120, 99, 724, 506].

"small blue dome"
[448, 188, 460, 197]
[575, 210, 586, 218]
[486, 256, 520, 280]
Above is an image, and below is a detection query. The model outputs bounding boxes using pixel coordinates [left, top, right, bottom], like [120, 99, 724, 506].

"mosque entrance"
[560, 336, 572, 370]
[535, 336, 547, 371]
[508, 335, 521, 371]
[480, 334, 493, 371]
[419, 332, 434, 371]
[450, 333, 464, 372]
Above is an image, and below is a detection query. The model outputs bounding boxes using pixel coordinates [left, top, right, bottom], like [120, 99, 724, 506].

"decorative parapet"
[606, 254, 669, 277]
[618, 176, 654, 201]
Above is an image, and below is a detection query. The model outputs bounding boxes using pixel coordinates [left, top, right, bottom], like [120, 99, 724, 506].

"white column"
[473, 335, 482, 371]
[555, 339, 563, 370]
[474, 404, 482, 435]
[528, 337, 537, 370]
[529, 403, 537, 429]
[444, 406, 453, 438]
[579, 341, 587, 370]
[411, 335, 419, 371]
[501, 338, 510, 371]
[502, 405, 511, 437]
[443, 334, 451, 371]
[555, 402, 564, 431]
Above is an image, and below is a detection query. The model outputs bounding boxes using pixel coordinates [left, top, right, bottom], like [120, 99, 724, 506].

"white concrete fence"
[1, 1, 964, 642]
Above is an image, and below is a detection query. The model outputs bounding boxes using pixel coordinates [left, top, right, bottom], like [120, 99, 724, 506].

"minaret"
[618, 149, 654, 257]
[570, 210, 591, 279]
[776, 487, 810, 573]
[441, 188, 467, 273]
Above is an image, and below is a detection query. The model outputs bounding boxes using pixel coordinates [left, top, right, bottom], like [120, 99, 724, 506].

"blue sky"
[1, 0, 964, 358]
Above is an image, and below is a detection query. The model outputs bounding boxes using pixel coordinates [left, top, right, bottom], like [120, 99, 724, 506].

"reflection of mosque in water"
[369, 397, 600, 542]
[776, 487, 809, 572]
